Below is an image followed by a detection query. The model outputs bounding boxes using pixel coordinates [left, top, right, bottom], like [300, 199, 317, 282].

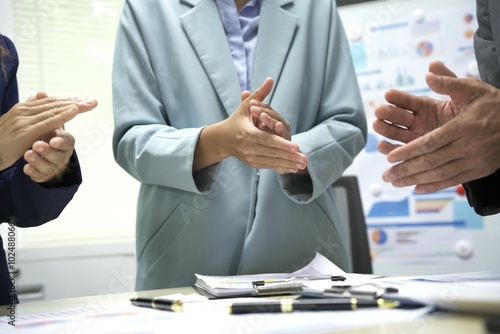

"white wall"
[3, 0, 139, 247]
[0, 0, 14, 37]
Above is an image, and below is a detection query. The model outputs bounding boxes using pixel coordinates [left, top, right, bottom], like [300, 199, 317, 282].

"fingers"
[23, 147, 64, 183]
[27, 97, 97, 118]
[75, 98, 98, 113]
[383, 145, 454, 184]
[29, 99, 95, 132]
[23, 132, 75, 183]
[35, 91, 49, 100]
[25, 91, 49, 102]
[372, 116, 414, 145]
[384, 155, 485, 195]
[47, 128, 76, 151]
[374, 102, 414, 129]
[428, 60, 457, 78]
[413, 169, 489, 194]
[386, 117, 461, 164]
[382, 89, 432, 119]
[250, 99, 292, 139]
[251, 137, 308, 174]
[426, 73, 493, 101]
[235, 126, 306, 172]
[31, 105, 80, 133]
[377, 140, 401, 155]
[251, 105, 286, 136]
[255, 152, 308, 174]
[259, 112, 288, 138]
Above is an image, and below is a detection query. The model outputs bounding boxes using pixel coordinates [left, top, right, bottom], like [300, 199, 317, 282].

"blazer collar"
[180, 0, 297, 114]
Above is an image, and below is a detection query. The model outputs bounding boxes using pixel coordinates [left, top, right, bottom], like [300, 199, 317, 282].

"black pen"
[130, 297, 184, 312]
[330, 275, 346, 282]
[228, 298, 399, 314]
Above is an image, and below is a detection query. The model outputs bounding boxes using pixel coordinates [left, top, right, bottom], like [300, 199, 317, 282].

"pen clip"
[253, 282, 304, 296]
[330, 275, 346, 282]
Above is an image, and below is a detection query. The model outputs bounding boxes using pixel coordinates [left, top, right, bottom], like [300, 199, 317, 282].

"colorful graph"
[416, 40, 434, 57]
[415, 197, 453, 213]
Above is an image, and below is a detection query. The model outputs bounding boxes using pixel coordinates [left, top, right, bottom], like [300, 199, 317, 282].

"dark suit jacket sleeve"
[463, 171, 500, 216]
[0, 154, 82, 228]
[463, 0, 500, 216]
[0, 34, 83, 227]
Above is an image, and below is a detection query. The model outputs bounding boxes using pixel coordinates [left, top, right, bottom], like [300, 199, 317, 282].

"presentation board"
[339, 0, 500, 275]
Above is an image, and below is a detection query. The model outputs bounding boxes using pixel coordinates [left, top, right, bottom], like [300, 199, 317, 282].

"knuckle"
[433, 168, 449, 181]
[422, 155, 439, 169]
[421, 136, 438, 153]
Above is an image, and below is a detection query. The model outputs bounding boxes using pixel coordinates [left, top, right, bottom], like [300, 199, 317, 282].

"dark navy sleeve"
[0, 34, 83, 226]
[2, 154, 82, 228]
[0, 35, 84, 305]
[0, 35, 19, 114]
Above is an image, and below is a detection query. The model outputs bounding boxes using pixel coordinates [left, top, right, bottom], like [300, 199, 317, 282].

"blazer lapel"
[180, 0, 242, 115]
[252, 0, 297, 102]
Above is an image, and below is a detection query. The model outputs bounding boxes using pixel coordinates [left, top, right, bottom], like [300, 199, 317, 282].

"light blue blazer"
[112, 0, 367, 291]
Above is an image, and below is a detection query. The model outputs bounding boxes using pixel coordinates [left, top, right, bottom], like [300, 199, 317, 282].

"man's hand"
[373, 61, 500, 193]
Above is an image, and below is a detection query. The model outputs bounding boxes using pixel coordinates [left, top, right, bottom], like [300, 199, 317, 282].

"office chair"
[332, 176, 373, 274]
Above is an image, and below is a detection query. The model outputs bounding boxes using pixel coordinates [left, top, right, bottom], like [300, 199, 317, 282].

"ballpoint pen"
[252, 275, 341, 288]
[253, 282, 304, 296]
[228, 297, 400, 314]
[130, 297, 184, 312]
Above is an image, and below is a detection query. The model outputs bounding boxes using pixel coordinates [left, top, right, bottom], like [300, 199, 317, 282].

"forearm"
[193, 122, 230, 173]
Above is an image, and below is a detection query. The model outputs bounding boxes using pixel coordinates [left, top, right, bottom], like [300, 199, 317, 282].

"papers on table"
[2, 252, 498, 333]
[194, 252, 381, 298]
[0, 295, 434, 334]
[376, 272, 500, 315]
[194, 252, 500, 316]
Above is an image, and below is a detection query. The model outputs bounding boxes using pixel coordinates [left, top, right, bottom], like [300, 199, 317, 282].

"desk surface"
[2, 287, 492, 334]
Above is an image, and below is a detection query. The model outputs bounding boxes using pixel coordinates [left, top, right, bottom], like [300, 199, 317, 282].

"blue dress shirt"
[216, 0, 260, 91]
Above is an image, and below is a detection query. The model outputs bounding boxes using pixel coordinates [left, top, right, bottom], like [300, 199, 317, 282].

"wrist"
[193, 122, 230, 172]
[39, 166, 70, 188]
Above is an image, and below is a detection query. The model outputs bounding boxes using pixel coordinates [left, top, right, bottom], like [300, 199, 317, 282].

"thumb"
[241, 90, 251, 102]
[426, 73, 490, 101]
[247, 77, 274, 103]
[428, 60, 457, 78]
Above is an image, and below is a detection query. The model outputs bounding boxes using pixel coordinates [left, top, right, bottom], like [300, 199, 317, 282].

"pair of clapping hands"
[374, 60, 500, 193]
[217, 77, 308, 176]
[0, 91, 97, 184]
[241, 60, 500, 193]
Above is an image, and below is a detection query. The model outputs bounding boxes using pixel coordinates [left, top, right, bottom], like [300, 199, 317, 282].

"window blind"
[11, 0, 138, 246]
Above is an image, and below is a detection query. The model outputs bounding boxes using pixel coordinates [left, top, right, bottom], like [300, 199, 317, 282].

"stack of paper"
[194, 252, 500, 316]
[194, 253, 377, 298]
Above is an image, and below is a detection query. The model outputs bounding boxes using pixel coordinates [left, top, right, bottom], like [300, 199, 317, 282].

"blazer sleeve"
[112, 1, 207, 194]
[277, 8, 367, 204]
[0, 153, 82, 227]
